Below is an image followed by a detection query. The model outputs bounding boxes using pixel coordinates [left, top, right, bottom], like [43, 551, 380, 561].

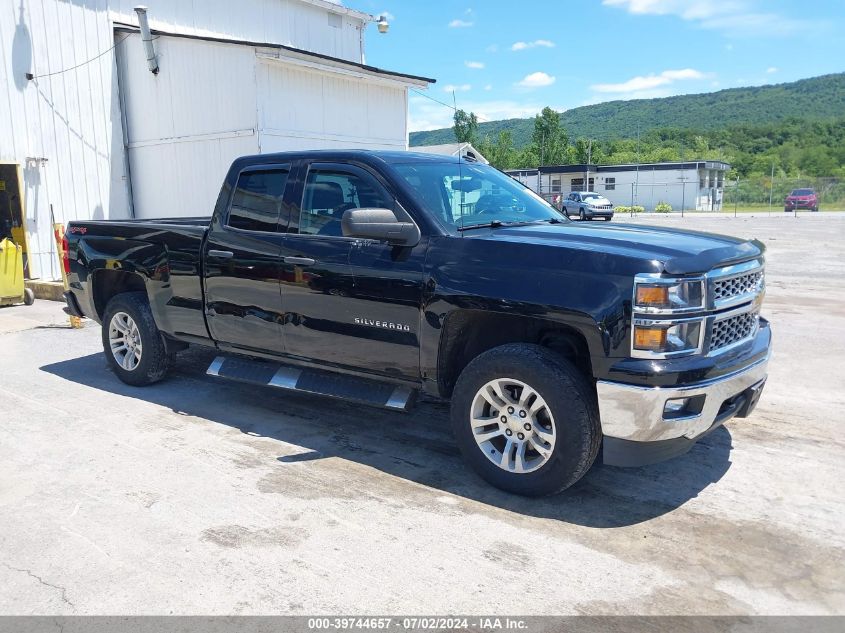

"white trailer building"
[507, 161, 731, 212]
[1, 0, 432, 281]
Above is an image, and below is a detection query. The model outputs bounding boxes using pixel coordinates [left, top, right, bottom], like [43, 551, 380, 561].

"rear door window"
[227, 168, 290, 232]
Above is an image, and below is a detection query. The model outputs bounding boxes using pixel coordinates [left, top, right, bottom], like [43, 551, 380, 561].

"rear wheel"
[102, 292, 170, 386]
[450, 344, 600, 496]
[23, 288, 35, 305]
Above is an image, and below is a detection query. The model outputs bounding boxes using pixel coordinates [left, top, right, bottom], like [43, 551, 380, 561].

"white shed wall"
[2, 0, 415, 278]
[109, 0, 367, 63]
[0, 0, 130, 280]
[118, 34, 411, 219]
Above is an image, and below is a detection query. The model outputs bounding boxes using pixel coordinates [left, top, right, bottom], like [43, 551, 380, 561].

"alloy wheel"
[109, 311, 143, 371]
[469, 378, 556, 474]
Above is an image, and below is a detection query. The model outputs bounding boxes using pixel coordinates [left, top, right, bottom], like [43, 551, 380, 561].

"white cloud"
[602, 0, 820, 36]
[511, 39, 555, 51]
[515, 71, 556, 88]
[443, 84, 472, 93]
[484, 84, 492, 91]
[448, 19, 473, 28]
[465, 61, 485, 69]
[592, 68, 705, 93]
[377, 10, 395, 21]
[485, 44, 498, 53]
[409, 96, 550, 132]
[766, 66, 778, 73]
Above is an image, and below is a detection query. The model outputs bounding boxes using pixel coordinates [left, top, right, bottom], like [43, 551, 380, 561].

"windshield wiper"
[458, 218, 564, 231]
[457, 220, 504, 231]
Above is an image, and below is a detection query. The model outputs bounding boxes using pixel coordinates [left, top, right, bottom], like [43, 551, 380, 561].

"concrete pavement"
[0, 215, 843, 615]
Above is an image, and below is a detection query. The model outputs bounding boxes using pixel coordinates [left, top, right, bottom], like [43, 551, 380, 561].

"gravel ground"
[0, 213, 843, 615]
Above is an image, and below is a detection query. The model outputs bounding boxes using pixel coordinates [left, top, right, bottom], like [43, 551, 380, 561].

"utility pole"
[586, 139, 592, 192]
[769, 161, 775, 217]
[734, 174, 739, 218]
[635, 124, 640, 210]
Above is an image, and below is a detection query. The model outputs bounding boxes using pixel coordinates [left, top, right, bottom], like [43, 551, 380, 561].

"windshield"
[392, 162, 565, 230]
[791, 189, 814, 196]
[582, 193, 603, 200]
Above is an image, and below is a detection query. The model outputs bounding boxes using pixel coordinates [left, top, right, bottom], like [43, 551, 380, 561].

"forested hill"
[409, 73, 845, 148]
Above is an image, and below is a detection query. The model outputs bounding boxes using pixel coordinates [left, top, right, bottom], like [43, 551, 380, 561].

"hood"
[468, 221, 764, 275]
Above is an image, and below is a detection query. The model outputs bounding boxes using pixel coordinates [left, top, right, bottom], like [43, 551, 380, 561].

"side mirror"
[341, 208, 420, 246]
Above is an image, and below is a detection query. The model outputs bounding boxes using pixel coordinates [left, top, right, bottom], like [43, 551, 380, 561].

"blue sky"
[355, 0, 845, 132]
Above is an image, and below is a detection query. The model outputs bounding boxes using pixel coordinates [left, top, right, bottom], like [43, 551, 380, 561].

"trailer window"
[228, 168, 289, 232]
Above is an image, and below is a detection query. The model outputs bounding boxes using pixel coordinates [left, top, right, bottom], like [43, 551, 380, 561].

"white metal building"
[412, 143, 489, 164]
[1, 0, 432, 281]
[507, 161, 731, 212]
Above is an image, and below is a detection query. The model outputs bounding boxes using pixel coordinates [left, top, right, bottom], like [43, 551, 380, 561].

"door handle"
[208, 249, 234, 259]
[284, 256, 316, 266]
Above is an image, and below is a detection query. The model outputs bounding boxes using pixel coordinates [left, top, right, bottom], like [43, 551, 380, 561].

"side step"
[206, 355, 417, 412]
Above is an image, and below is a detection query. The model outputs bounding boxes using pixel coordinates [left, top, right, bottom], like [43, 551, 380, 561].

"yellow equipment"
[0, 237, 34, 307]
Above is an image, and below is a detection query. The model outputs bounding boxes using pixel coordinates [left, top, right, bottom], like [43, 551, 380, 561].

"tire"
[603, 216, 612, 222]
[101, 292, 170, 386]
[450, 343, 601, 496]
[579, 209, 586, 221]
[23, 288, 35, 305]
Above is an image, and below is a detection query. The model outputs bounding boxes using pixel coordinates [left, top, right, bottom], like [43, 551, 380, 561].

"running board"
[206, 355, 417, 412]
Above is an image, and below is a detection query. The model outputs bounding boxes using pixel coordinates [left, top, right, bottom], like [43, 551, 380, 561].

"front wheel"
[102, 292, 170, 386]
[579, 209, 586, 221]
[450, 344, 600, 496]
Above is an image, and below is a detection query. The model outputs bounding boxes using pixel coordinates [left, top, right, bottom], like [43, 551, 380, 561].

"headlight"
[632, 318, 704, 356]
[634, 277, 705, 313]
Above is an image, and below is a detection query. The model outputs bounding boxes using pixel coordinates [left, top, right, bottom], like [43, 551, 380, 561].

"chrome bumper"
[597, 353, 770, 443]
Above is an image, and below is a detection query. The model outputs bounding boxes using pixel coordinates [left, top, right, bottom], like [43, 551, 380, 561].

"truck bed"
[66, 217, 210, 342]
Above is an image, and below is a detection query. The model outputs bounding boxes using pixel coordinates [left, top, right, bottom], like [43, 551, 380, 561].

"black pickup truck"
[64, 150, 771, 496]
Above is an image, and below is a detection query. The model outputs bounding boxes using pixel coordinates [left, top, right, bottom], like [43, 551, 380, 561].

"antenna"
[452, 90, 465, 233]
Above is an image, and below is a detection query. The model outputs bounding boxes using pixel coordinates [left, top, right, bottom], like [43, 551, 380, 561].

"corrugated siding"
[0, 0, 130, 280]
[1, 1, 412, 276]
[117, 34, 260, 218]
[121, 35, 409, 219]
[257, 59, 407, 151]
[110, 0, 364, 62]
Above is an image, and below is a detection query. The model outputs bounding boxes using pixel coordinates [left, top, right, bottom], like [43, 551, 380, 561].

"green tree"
[453, 109, 479, 144]
[479, 131, 516, 170]
[531, 107, 569, 165]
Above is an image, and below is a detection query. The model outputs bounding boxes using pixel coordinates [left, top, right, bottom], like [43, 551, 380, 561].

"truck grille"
[710, 310, 759, 352]
[712, 269, 763, 305]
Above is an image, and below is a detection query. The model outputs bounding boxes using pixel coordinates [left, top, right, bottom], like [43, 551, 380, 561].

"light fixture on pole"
[376, 15, 390, 34]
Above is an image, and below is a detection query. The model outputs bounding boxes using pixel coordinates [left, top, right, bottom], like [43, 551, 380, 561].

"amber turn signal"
[634, 326, 667, 350]
[636, 285, 669, 307]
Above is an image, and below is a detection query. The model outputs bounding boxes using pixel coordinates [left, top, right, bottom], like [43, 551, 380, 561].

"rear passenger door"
[203, 164, 291, 355]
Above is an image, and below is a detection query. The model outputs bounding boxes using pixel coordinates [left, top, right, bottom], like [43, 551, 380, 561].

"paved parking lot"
[1, 214, 843, 615]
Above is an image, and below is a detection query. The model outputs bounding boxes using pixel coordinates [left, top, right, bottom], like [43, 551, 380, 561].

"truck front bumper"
[597, 352, 770, 467]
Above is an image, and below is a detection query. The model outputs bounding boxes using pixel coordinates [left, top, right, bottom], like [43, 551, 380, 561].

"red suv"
[784, 188, 819, 212]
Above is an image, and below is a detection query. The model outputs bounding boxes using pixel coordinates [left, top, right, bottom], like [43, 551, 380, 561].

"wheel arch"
[91, 269, 147, 321]
[437, 310, 595, 398]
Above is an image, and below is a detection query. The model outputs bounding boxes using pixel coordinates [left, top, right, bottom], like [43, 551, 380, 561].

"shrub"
[654, 201, 673, 213]
[614, 205, 644, 214]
